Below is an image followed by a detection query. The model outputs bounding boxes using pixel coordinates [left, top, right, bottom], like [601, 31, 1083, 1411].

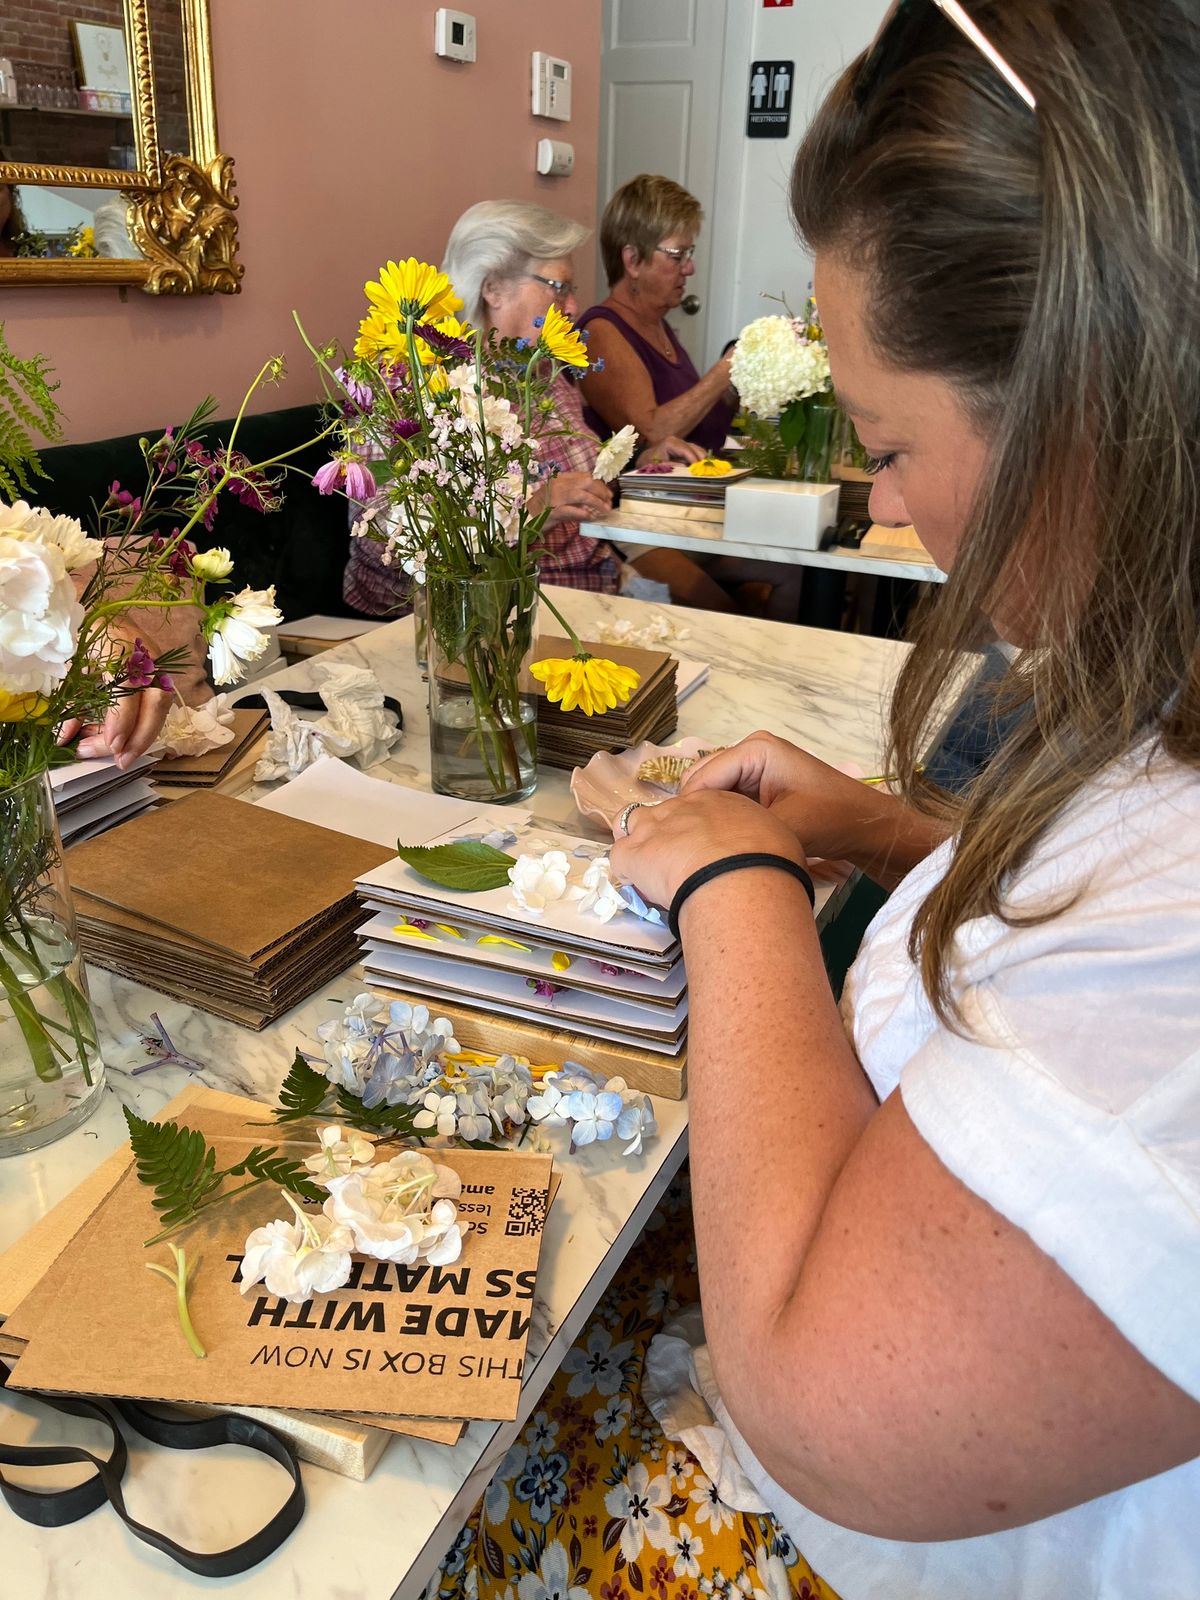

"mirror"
[0, 0, 240, 292]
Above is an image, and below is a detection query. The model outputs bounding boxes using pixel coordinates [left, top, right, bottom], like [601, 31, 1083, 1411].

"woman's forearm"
[771, 785, 952, 890]
[639, 364, 732, 445]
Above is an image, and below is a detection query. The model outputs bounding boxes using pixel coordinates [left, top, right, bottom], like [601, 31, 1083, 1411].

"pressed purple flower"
[526, 978, 564, 1000]
[343, 458, 377, 502]
[636, 461, 675, 474]
[312, 458, 343, 494]
[414, 322, 473, 361]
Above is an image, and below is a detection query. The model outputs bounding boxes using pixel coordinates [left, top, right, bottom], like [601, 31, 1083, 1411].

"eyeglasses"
[856, 0, 1036, 112]
[655, 244, 696, 263]
[528, 272, 577, 301]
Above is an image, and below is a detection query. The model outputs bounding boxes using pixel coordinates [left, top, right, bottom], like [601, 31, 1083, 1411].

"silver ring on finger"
[617, 801, 644, 837]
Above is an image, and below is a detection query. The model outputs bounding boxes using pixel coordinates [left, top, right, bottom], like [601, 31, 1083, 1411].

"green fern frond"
[272, 1050, 334, 1122]
[229, 1145, 324, 1205]
[0, 323, 63, 505]
[124, 1107, 223, 1227]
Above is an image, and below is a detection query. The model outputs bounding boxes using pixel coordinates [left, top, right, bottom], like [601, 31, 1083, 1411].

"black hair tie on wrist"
[668, 852, 816, 940]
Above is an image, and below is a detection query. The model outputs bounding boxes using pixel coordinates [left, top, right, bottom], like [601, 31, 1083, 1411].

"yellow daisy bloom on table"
[531, 653, 641, 717]
[688, 456, 734, 477]
[365, 258, 463, 323]
[536, 304, 589, 370]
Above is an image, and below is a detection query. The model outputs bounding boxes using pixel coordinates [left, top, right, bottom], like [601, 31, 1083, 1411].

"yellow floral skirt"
[428, 1175, 841, 1600]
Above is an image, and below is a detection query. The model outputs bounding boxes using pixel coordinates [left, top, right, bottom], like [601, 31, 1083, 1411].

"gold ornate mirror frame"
[0, 0, 240, 294]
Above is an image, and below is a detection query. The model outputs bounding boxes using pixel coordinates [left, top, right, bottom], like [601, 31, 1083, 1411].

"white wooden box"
[723, 477, 840, 551]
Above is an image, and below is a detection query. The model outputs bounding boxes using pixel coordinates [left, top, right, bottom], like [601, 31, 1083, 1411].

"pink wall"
[4, 0, 602, 443]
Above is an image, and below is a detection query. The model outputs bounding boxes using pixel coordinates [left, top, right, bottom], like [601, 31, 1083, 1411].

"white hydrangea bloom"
[730, 315, 831, 418]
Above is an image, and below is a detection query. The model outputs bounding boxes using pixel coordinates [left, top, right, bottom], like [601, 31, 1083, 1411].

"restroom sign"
[747, 60, 793, 138]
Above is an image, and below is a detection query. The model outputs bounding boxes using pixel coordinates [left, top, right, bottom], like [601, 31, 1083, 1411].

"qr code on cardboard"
[505, 1185, 547, 1238]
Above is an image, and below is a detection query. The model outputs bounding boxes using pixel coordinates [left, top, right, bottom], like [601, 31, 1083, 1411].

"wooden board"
[425, 995, 687, 1101]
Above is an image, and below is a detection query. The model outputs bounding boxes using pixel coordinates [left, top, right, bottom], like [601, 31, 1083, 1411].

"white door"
[597, 0, 730, 367]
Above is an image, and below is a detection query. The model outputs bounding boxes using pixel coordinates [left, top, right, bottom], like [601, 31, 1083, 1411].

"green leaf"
[395, 839, 515, 892]
[778, 399, 809, 453]
[229, 1146, 325, 1205]
[273, 1049, 333, 1123]
[124, 1107, 223, 1224]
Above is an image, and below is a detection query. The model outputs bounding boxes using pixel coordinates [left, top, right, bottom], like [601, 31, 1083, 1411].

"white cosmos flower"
[593, 425, 639, 483]
[239, 1193, 354, 1303]
[191, 546, 234, 581]
[303, 1123, 376, 1182]
[0, 532, 82, 695]
[208, 583, 282, 685]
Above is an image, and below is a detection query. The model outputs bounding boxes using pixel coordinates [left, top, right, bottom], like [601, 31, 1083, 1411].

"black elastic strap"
[0, 1361, 305, 1576]
[668, 852, 816, 939]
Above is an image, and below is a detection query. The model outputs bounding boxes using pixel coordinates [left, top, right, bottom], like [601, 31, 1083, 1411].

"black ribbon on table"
[234, 686, 404, 727]
[0, 1360, 304, 1576]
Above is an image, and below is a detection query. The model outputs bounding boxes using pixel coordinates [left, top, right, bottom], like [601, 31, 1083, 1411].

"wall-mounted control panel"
[435, 9, 477, 63]
[531, 51, 572, 120]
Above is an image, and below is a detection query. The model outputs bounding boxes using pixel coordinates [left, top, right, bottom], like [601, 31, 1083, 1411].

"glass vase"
[801, 399, 839, 484]
[0, 771, 105, 1155]
[426, 568, 539, 804]
[413, 581, 429, 674]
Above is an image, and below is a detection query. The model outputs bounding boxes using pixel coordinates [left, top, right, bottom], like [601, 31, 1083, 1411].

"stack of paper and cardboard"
[49, 754, 159, 844]
[0, 1086, 557, 1479]
[535, 635, 679, 771]
[355, 820, 688, 1099]
[152, 706, 269, 791]
[65, 790, 393, 1029]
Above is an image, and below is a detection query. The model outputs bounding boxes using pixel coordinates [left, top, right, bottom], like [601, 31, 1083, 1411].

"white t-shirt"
[721, 749, 1200, 1600]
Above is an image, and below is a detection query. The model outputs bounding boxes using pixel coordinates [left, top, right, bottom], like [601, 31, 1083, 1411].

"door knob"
[681, 294, 701, 315]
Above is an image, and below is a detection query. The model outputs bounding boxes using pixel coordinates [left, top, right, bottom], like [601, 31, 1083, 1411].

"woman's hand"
[636, 434, 705, 466]
[57, 687, 173, 768]
[610, 787, 806, 911]
[534, 471, 613, 529]
[683, 731, 949, 887]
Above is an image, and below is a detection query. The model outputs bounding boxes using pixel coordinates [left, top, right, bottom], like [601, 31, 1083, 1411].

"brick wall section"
[1, 0, 187, 169]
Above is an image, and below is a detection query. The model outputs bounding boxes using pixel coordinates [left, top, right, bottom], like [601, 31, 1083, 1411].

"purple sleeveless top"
[579, 305, 736, 455]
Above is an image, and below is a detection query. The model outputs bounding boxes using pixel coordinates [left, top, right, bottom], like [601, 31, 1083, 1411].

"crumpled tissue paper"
[254, 661, 402, 782]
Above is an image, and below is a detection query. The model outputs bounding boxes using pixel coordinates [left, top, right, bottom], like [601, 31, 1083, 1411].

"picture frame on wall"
[70, 20, 132, 94]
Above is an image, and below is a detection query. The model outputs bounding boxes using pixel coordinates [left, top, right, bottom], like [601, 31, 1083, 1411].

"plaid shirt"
[342, 373, 620, 616]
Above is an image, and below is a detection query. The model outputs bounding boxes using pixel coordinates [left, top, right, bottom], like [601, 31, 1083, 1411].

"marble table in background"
[0, 588, 911, 1600]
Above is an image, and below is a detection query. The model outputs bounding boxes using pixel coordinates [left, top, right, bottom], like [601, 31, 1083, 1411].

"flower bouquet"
[0, 355, 328, 1153]
[302, 259, 639, 803]
[731, 297, 841, 482]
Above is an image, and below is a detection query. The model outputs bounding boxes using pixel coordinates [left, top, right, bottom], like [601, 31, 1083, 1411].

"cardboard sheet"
[152, 708, 269, 786]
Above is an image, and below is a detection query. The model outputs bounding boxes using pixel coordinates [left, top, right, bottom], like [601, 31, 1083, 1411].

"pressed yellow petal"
[434, 923, 465, 939]
[551, 951, 572, 971]
[477, 935, 533, 951]
[688, 456, 734, 477]
[393, 923, 439, 940]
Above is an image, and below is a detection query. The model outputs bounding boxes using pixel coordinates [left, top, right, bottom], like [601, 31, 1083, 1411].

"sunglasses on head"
[855, 0, 1036, 112]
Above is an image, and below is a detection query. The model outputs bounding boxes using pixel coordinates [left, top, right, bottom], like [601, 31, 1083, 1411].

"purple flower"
[527, 978, 564, 1000]
[131, 1012, 206, 1076]
[124, 637, 158, 689]
[532, 315, 545, 329]
[158, 673, 175, 694]
[167, 538, 196, 577]
[390, 417, 421, 443]
[636, 461, 675, 474]
[335, 365, 375, 410]
[414, 323, 472, 361]
[343, 458, 377, 502]
[312, 459, 343, 495]
[515, 338, 530, 352]
[591, 358, 606, 373]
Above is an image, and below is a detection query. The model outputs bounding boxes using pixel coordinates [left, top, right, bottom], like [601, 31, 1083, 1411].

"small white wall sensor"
[435, 10, 476, 63]
[536, 138, 575, 176]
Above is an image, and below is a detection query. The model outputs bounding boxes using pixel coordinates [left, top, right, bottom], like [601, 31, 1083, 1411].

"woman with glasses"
[579, 174, 738, 455]
[344, 200, 716, 613]
[431, 3, 1200, 1598]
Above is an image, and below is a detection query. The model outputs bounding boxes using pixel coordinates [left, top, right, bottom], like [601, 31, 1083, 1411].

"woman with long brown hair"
[432, 3, 1200, 1597]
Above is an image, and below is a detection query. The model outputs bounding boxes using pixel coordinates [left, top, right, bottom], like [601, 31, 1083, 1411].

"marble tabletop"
[583, 505, 946, 583]
[0, 587, 911, 1600]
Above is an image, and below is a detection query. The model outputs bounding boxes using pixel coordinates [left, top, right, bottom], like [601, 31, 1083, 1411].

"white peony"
[207, 583, 282, 686]
[593, 425, 639, 483]
[159, 694, 236, 757]
[731, 315, 831, 417]
[0, 532, 83, 695]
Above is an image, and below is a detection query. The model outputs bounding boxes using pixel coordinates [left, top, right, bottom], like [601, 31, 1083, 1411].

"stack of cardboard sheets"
[152, 707, 269, 790]
[535, 636, 678, 771]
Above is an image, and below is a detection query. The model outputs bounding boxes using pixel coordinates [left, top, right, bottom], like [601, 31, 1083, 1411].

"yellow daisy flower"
[688, 456, 734, 477]
[365, 258, 463, 323]
[354, 307, 403, 363]
[537, 304, 590, 370]
[530, 653, 641, 717]
[0, 688, 51, 723]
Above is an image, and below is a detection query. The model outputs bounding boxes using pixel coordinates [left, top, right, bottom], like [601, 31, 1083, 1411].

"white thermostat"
[435, 9, 476, 63]
[536, 138, 574, 176]
[532, 51, 572, 120]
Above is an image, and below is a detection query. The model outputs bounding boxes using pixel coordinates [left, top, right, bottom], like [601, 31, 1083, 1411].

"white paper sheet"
[49, 752, 158, 802]
[278, 616, 389, 642]
[357, 822, 678, 962]
[254, 761, 531, 848]
[675, 656, 710, 705]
